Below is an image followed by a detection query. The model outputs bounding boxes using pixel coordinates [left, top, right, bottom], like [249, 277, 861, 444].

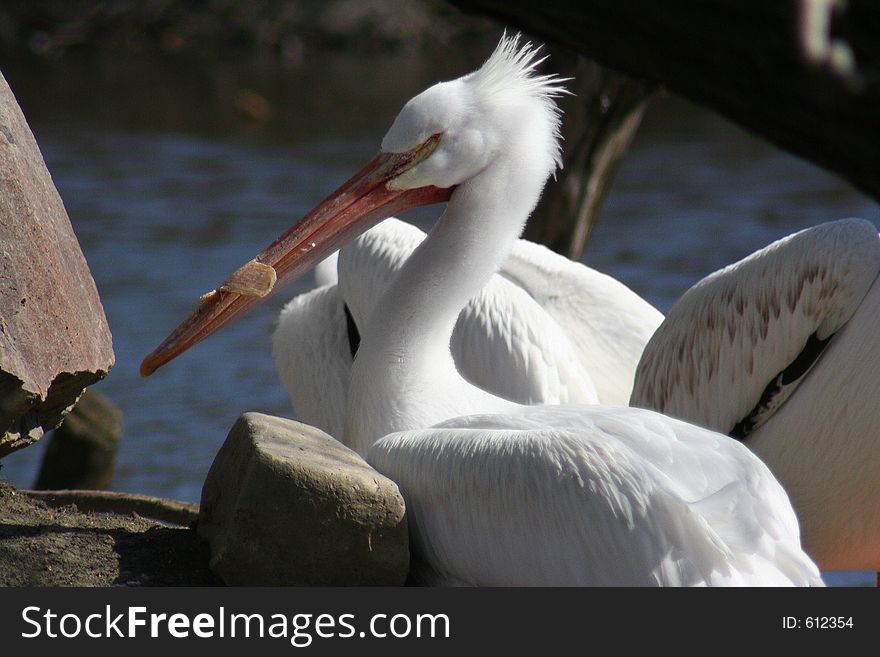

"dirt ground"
[0, 481, 221, 586]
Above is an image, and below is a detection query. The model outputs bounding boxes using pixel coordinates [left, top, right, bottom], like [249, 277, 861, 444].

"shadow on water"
[0, 51, 876, 586]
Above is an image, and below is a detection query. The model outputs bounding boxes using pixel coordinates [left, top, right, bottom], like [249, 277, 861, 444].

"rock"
[198, 412, 409, 586]
[451, 0, 880, 202]
[0, 481, 218, 586]
[34, 388, 122, 490]
[0, 70, 114, 458]
[23, 489, 198, 528]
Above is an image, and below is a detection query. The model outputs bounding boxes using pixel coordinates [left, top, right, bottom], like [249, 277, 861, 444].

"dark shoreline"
[0, 0, 499, 61]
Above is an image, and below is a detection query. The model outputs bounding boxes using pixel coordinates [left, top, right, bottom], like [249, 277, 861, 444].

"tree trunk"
[528, 48, 657, 258]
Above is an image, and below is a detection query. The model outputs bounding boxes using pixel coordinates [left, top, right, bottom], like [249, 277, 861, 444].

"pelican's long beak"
[140, 135, 451, 377]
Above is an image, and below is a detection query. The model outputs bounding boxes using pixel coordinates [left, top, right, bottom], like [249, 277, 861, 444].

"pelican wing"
[368, 404, 822, 586]
[454, 276, 598, 404]
[631, 219, 880, 436]
[502, 239, 664, 405]
[273, 284, 352, 439]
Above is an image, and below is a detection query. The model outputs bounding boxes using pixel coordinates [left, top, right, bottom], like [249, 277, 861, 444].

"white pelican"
[272, 217, 662, 439]
[142, 35, 821, 586]
[631, 218, 880, 574]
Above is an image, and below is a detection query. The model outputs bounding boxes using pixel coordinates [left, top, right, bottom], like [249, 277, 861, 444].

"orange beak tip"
[139, 360, 157, 378]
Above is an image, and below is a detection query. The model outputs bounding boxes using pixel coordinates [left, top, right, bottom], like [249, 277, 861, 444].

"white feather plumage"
[370, 405, 821, 586]
[275, 34, 822, 586]
[632, 218, 880, 570]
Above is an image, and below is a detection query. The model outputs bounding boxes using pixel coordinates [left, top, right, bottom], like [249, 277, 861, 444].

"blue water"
[0, 54, 876, 585]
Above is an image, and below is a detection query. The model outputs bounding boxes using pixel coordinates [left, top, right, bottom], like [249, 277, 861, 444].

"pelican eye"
[385, 132, 445, 191]
[409, 132, 443, 167]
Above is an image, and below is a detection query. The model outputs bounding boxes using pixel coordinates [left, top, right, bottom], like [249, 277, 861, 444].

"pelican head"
[383, 35, 566, 195]
[141, 34, 566, 376]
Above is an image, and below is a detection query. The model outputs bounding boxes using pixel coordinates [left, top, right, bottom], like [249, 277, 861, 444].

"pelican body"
[632, 218, 880, 572]
[273, 217, 662, 439]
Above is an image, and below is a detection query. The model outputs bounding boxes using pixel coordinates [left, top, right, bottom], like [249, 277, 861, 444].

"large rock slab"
[199, 412, 409, 585]
[0, 70, 114, 457]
